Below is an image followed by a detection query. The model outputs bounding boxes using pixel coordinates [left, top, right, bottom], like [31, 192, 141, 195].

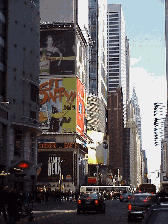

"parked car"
[120, 192, 132, 202]
[142, 197, 168, 224]
[127, 193, 157, 222]
[77, 192, 105, 214]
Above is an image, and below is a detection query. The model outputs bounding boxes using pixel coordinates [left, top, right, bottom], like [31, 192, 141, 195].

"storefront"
[8, 160, 37, 192]
[37, 135, 88, 192]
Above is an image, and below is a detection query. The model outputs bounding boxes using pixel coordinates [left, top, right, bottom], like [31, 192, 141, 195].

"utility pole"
[96, 163, 99, 185]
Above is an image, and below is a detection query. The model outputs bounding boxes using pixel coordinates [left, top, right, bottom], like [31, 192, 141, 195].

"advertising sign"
[37, 151, 73, 182]
[40, 0, 74, 23]
[76, 78, 85, 136]
[88, 177, 97, 184]
[40, 29, 75, 76]
[39, 78, 76, 132]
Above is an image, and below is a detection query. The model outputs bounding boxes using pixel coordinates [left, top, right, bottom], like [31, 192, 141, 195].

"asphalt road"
[0, 199, 143, 224]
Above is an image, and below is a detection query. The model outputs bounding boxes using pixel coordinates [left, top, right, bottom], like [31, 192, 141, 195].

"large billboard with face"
[39, 78, 76, 132]
[37, 151, 73, 182]
[40, 29, 75, 76]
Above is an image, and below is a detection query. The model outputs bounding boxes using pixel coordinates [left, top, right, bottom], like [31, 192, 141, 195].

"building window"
[0, 122, 7, 148]
[14, 130, 22, 157]
[30, 133, 36, 160]
[31, 84, 39, 103]
[30, 110, 36, 120]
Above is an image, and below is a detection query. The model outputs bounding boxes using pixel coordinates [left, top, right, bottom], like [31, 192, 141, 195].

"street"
[1, 199, 143, 224]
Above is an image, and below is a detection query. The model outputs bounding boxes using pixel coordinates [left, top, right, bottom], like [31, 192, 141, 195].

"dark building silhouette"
[107, 87, 124, 178]
[123, 128, 130, 185]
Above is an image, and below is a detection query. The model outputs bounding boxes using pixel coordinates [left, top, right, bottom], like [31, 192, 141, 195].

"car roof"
[133, 193, 155, 196]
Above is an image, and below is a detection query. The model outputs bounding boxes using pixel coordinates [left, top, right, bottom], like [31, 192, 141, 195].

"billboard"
[76, 78, 86, 136]
[37, 151, 73, 182]
[39, 78, 76, 132]
[40, 29, 75, 76]
[40, 0, 74, 23]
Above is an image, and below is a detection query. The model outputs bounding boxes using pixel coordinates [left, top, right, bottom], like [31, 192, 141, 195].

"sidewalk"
[33, 198, 77, 211]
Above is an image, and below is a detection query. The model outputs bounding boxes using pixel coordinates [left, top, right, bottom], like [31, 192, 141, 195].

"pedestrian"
[7, 189, 20, 223]
[0, 186, 8, 223]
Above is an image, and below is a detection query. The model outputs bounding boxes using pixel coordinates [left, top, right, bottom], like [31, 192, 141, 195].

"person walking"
[0, 186, 8, 223]
[7, 189, 20, 223]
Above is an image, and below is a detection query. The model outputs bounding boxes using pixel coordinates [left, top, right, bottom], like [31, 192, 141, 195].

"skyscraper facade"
[0, 0, 10, 186]
[87, 0, 107, 134]
[125, 36, 130, 124]
[166, 0, 168, 111]
[39, 0, 91, 191]
[107, 4, 126, 127]
[1, 0, 41, 191]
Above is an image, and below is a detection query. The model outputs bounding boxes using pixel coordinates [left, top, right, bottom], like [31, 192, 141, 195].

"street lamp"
[59, 159, 66, 194]
[96, 163, 99, 185]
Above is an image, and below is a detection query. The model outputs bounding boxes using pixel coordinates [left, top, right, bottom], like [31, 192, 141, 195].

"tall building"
[0, 0, 41, 191]
[123, 127, 130, 185]
[0, 0, 10, 186]
[107, 4, 126, 127]
[87, 0, 107, 172]
[127, 89, 143, 188]
[88, 0, 98, 95]
[87, 0, 107, 134]
[39, 0, 91, 191]
[107, 87, 124, 178]
[166, 0, 168, 111]
[125, 36, 130, 124]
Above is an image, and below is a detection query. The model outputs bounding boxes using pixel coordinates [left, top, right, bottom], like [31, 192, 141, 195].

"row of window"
[109, 43, 119, 47]
[0, 19, 6, 40]
[14, 129, 36, 158]
[108, 22, 119, 25]
[109, 50, 119, 54]
[109, 83, 119, 87]
[31, 83, 39, 103]
[108, 69, 119, 72]
[108, 28, 119, 32]
[109, 47, 119, 50]
[108, 66, 119, 69]
[107, 13, 118, 17]
[0, 70, 5, 98]
[109, 74, 119, 78]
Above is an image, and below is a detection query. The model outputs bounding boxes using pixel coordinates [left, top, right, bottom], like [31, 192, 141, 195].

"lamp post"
[59, 159, 66, 195]
[96, 163, 99, 185]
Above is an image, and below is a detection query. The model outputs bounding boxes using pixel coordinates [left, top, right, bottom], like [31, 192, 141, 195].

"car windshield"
[146, 210, 168, 224]
[80, 193, 98, 199]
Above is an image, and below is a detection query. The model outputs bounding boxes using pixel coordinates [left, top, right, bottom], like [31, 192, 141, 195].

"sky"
[107, 0, 166, 188]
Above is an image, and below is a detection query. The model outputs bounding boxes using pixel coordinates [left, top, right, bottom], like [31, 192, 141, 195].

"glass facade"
[89, 0, 98, 95]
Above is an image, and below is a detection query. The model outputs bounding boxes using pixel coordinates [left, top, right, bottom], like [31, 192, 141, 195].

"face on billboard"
[40, 29, 75, 76]
[39, 78, 76, 132]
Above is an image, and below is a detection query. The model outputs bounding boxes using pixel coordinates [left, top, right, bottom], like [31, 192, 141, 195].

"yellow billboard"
[39, 78, 76, 133]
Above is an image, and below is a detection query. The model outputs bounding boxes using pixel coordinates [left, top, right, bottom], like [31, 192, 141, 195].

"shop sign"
[38, 142, 79, 149]
[66, 175, 72, 180]
[88, 177, 97, 184]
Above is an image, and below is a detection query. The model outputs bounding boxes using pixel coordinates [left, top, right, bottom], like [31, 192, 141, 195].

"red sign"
[17, 162, 30, 169]
[88, 177, 97, 184]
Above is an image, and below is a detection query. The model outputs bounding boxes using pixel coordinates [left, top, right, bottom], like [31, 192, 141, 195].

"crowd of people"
[36, 189, 80, 203]
[0, 185, 31, 223]
[0, 185, 126, 223]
